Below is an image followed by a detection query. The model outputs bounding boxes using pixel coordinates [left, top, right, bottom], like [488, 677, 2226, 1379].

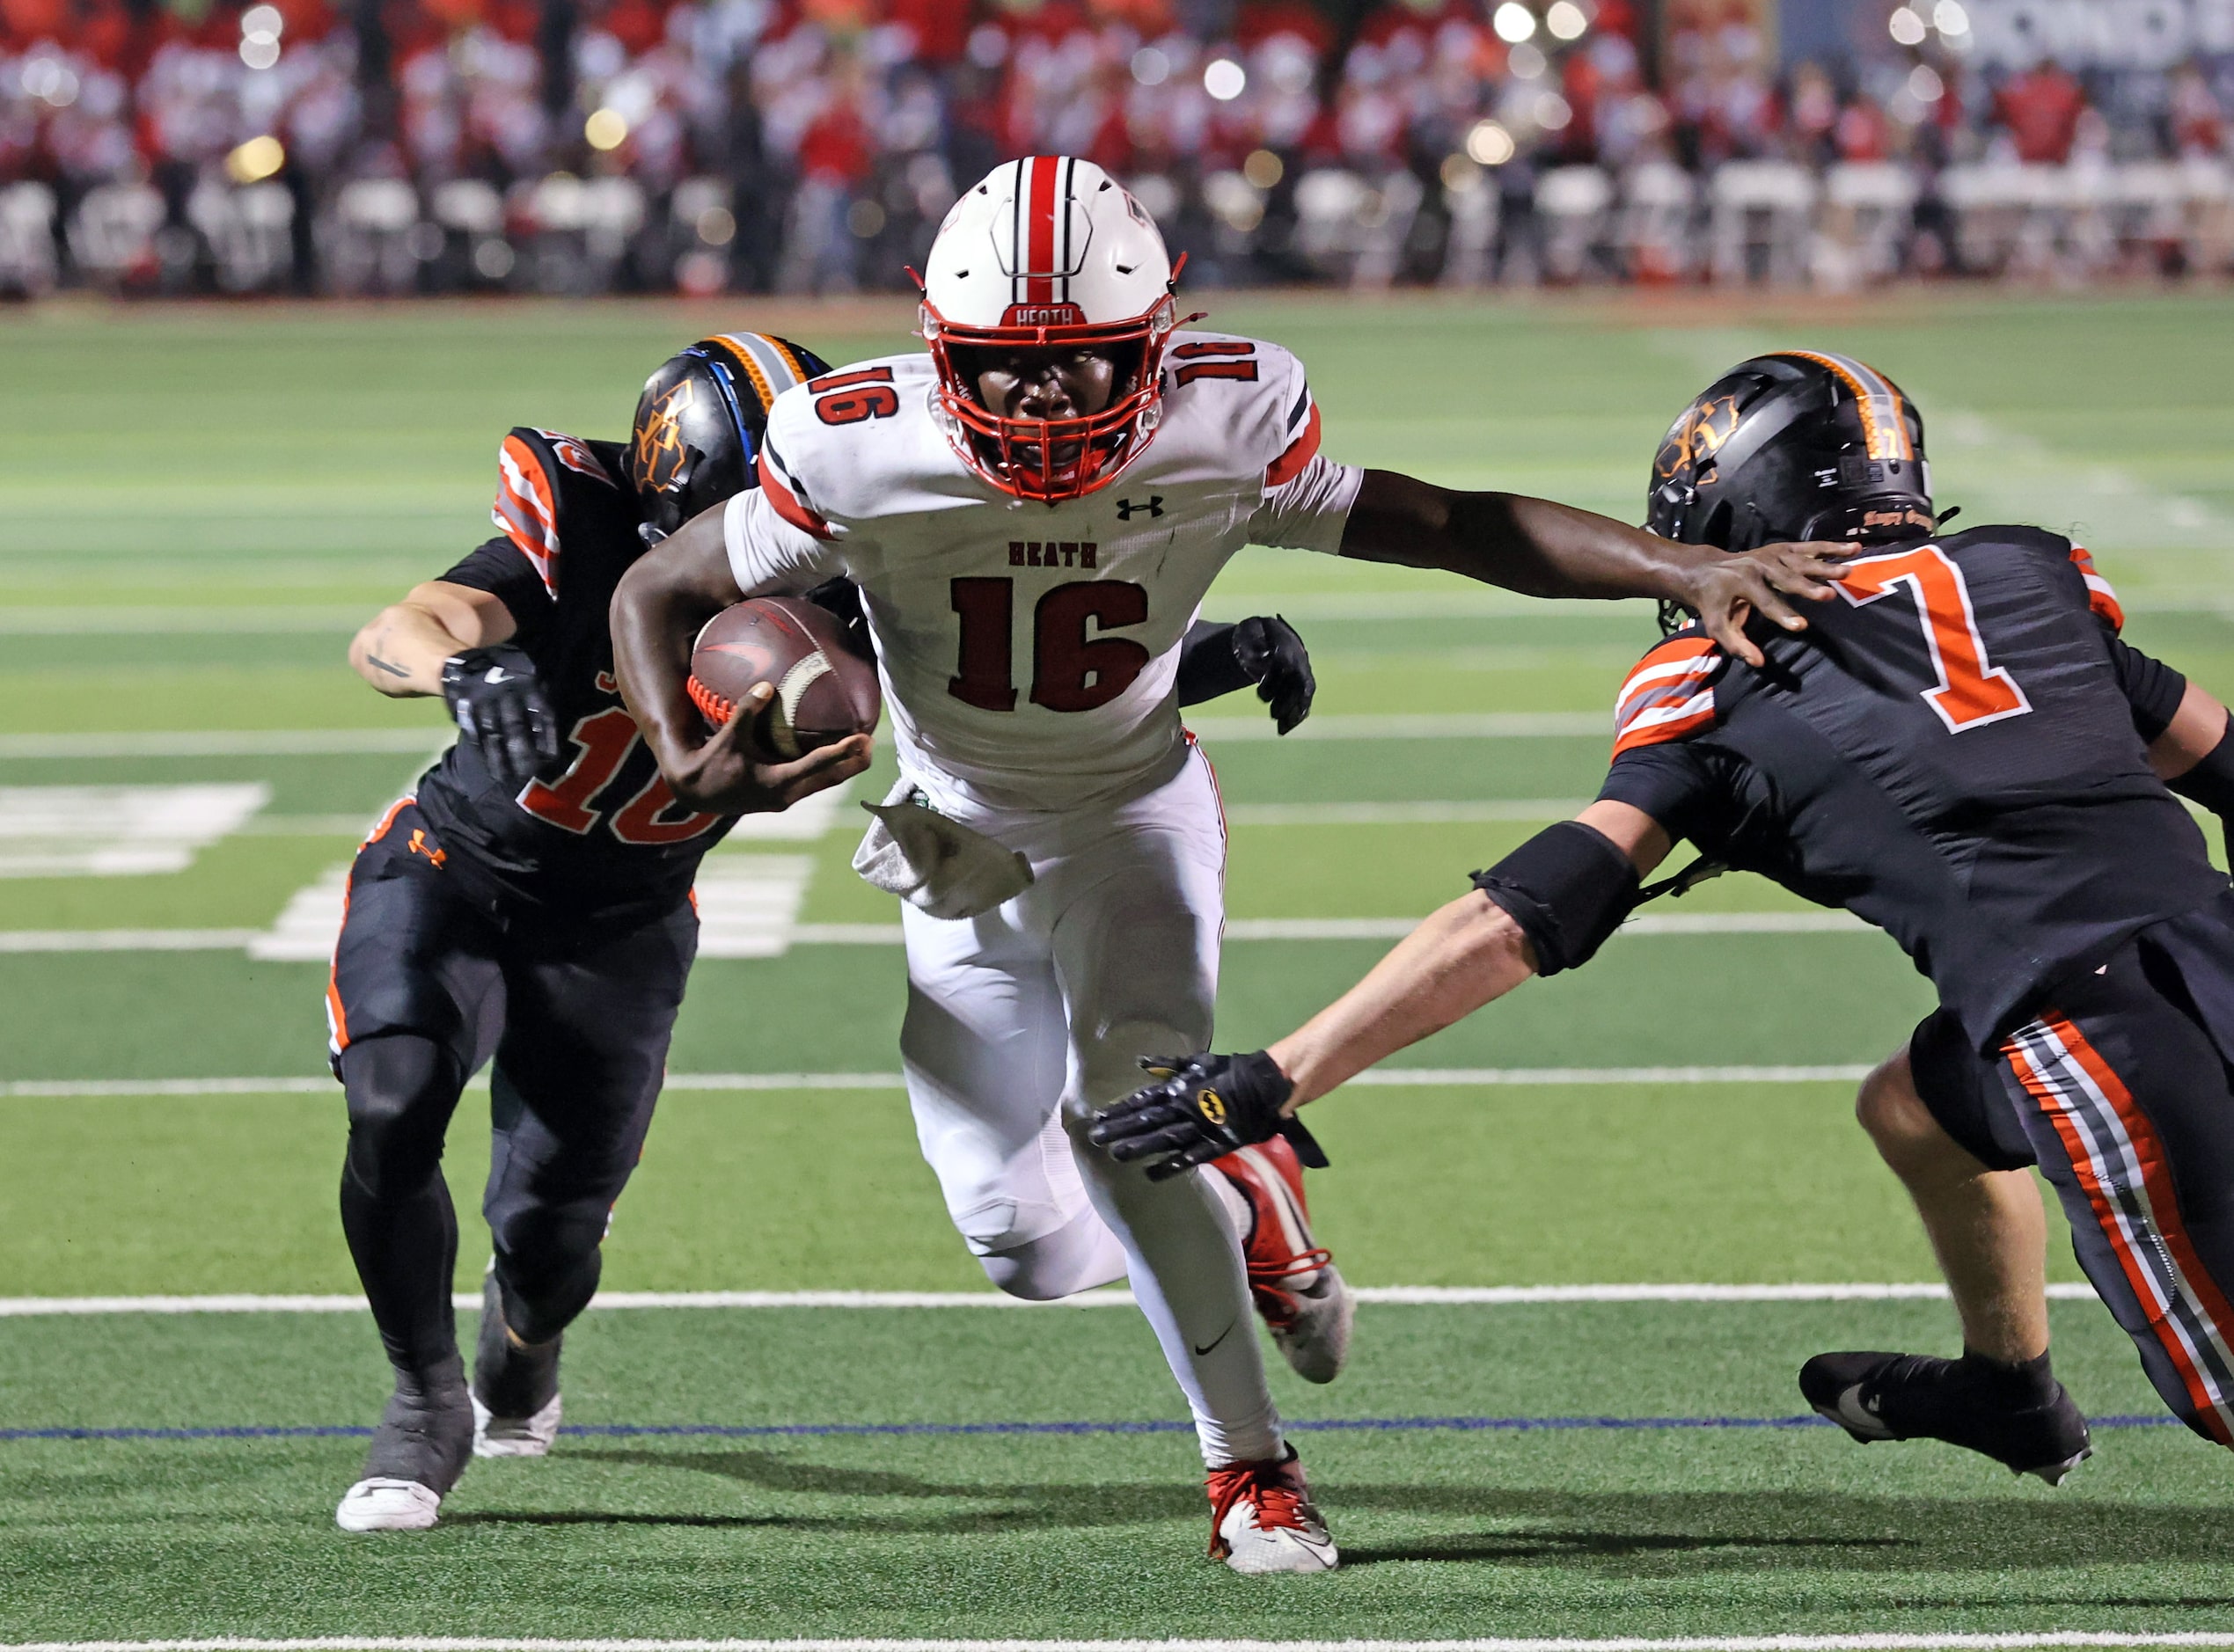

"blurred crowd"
[4, 0, 2234, 296]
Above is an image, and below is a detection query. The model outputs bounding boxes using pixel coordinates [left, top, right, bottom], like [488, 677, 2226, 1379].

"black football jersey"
[413, 427, 735, 922]
[1600, 525, 2229, 1049]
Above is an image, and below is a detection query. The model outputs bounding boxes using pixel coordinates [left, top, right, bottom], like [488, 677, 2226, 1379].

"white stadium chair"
[1814, 162, 1917, 290]
[1708, 160, 1817, 285]
[1439, 167, 1500, 289]
[326, 177, 421, 294]
[67, 181, 165, 289]
[1619, 159, 1697, 283]
[0, 180, 59, 297]
[1535, 164, 1614, 283]
[187, 180, 294, 294]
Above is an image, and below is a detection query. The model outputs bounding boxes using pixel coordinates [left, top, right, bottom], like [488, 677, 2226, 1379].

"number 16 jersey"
[721, 333, 1359, 815]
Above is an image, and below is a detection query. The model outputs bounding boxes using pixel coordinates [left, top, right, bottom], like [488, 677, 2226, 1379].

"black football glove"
[1233, 614, 1315, 735]
[1088, 1050, 1328, 1181]
[442, 644, 560, 791]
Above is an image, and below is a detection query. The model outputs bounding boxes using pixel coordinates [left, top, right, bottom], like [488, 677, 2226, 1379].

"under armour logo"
[1117, 496, 1165, 521]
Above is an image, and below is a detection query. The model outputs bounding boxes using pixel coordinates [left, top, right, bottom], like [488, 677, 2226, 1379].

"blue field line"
[0, 1413, 2182, 1444]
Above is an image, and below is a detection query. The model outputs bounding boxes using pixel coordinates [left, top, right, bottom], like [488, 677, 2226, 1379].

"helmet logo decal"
[634, 377, 695, 495]
[1783, 350, 1915, 464]
[1654, 393, 1740, 482]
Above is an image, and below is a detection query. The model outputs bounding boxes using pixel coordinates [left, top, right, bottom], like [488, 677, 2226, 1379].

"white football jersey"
[722, 331, 1361, 814]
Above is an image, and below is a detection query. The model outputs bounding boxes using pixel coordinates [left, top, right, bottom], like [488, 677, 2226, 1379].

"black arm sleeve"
[2170, 713, 2234, 818]
[2108, 635, 2188, 743]
[438, 537, 554, 647]
[1176, 621, 1252, 706]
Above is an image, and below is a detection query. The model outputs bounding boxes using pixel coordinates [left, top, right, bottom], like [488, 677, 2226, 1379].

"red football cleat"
[1205, 1448, 1339, 1573]
[1210, 1136, 1354, 1383]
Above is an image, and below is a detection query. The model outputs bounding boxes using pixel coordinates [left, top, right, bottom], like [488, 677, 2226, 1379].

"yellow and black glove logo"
[1194, 1086, 1227, 1126]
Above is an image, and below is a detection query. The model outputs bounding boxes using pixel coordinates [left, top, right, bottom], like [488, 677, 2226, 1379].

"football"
[687, 595, 881, 763]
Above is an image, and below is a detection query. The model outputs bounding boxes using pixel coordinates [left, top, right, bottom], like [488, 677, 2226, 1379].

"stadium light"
[241, 5, 282, 41]
[1932, 0, 1969, 33]
[225, 135, 285, 184]
[1545, 1, 1588, 40]
[1537, 91, 1572, 131]
[585, 108, 628, 150]
[1466, 118, 1517, 165]
[1242, 149, 1284, 189]
[1508, 41, 1547, 78]
[1204, 58, 1246, 100]
[697, 207, 736, 245]
[22, 55, 78, 106]
[1493, 3, 1537, 44]
[1889, 6, 1927, 45]
[1908, 64, 1945, 102]
[1131, 47, 1170, 86]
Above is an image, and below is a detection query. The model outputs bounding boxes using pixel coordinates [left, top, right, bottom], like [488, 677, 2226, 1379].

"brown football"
[687, 596, 881, 763]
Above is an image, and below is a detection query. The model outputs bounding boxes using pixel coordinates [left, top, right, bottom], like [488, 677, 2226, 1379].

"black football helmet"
[629, 332, 832, 542]
[1646, 351, 1936, 555]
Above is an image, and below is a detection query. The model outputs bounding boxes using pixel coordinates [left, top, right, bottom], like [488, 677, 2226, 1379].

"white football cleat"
[472, 1390, 563, 1458]
[335, 1476, 443, 1532]
[1212, 1137, 1355, 1383]
[1205, 1449, 1339, 1574]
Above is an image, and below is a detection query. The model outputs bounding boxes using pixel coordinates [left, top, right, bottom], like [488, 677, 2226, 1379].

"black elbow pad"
[1469, 821, 1641, 976]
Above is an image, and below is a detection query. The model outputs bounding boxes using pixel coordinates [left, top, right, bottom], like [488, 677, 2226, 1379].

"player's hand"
[1234, 615, 1315, 735]
[1090, 1050, 1321, 1181]
[442, 645, 560, 790]
[1684, 543, 1851, 668]
[665, 681, 874, 815]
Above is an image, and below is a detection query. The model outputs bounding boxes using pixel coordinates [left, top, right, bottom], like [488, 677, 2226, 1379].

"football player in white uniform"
[611, 156, 1849, 1574]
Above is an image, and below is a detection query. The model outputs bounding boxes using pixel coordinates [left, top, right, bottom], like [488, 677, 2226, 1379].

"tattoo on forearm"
[366, 654, 411, 679]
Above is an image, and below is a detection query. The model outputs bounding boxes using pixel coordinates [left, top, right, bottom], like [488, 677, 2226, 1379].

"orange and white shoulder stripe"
[1612, 635, 1725, 758]
[2069, 544, 2125, 632]
[2004, 1013, 2234, 1445]
[494, 434, 561, 598]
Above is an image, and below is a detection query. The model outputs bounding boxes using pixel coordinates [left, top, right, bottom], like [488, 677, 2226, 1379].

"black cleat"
[335, 1361, 474, 1531]
[472, 1271, 562, 1457]
[1800, 1349, 2093, 1485]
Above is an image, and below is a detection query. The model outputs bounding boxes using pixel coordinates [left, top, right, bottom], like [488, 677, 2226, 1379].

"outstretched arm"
[1341, 471, 1849, 668]
[1269, 800, 1673, 1103]
[610, 505, 871, 815]
[1088, 801, 1674, 1177]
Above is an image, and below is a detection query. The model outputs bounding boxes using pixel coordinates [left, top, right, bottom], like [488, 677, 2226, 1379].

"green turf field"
[4, 291, 2234, 1646]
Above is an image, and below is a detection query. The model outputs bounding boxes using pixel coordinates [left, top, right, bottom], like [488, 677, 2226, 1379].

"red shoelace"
[1205, 1457, 1315, 1558]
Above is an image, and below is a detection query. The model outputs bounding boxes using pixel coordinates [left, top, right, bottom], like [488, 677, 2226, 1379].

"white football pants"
[897, 745, 1283, 1467]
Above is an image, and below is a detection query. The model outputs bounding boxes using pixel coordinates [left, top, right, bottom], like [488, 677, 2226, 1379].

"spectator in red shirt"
[1993, 59, 2086, 164]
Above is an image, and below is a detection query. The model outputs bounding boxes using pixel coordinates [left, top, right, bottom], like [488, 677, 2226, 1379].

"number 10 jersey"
[721, 333, 1360, 815]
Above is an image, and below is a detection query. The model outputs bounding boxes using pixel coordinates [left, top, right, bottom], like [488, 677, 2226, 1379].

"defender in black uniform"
[1091, 351, 2234, 1482]
[330, 332, 1327, 1533]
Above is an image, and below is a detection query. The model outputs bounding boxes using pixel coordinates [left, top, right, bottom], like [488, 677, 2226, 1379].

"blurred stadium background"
[4, 0, 2234, 299]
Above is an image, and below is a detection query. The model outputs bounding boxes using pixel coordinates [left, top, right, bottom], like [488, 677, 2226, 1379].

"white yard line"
[3, 1634, 2213, 1650]
[1189, 713, 1604, 742]
[0, 730, 450, 759]
[0, 784, 270, 877]
[0, 912, 1865, 954]
[1225, 800, 1588, 825]
[0, 1283, 2103, 1316]
[0, 606, 368, 634]
[0, 1066, 1880, 1100]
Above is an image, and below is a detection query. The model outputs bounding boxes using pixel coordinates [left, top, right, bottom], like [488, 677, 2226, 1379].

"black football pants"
[328, 803, 697, 1380]
[1997, 893, 2234, 1446]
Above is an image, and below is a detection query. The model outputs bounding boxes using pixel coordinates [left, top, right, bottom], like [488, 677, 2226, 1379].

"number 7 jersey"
[1598, 524, 2229, 1049]
[721, 333, 1359, 814]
